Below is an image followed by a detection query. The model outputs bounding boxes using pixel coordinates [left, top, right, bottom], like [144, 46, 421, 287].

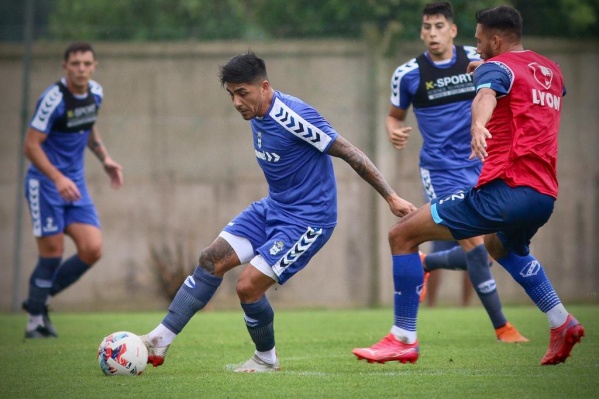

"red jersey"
[473, 50, 564, 198]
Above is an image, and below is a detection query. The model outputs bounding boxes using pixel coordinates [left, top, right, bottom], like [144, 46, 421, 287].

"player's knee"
[484, 234, 507, 260]
[388, 223, 403, 244]
[235, 279, 249, 299]
[77, 241, 102, 266]
[198, 249, 216, 275]
[235, 278, 259, 303]
[388, 223, 415, 252]
[41, 244, 64, 258]
[80, 244, 102, 265]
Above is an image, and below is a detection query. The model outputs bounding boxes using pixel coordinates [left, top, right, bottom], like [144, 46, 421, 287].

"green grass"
[1, 305, 597, 398]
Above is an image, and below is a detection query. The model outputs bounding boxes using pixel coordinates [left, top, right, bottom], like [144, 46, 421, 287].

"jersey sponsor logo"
[66, 103, 97, 129]
[528, 62, 553, 89]
[31, 86, 63, 132]
[255, 149, 280, 162]
[424, 73, 475, 100]
[432, 73, 474, 88]
[254, 131, 281, 162]
[520, 260, 541, 278]
[269, 98, 331, 152]
[529, 62, 560, 110]
[477, 279, 496, 294]
[272, 227, 322, 275]
[532, 89, 561, 110]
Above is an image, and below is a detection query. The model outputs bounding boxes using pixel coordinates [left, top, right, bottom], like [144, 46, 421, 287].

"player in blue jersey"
[22, 42, 123, 338]
[139, 51, 416, 372]
[380, 2, 527, 341]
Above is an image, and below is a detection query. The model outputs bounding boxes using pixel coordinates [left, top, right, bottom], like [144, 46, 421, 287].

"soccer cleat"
[541, 314, 585, 365]
[234, 354, 281, 372]
[24, 324, 57, 339]
[139, 334, 170, 367]
[419, 252, 429, 303]
[495, 322, 529, 343]
[22, 300, 58, 338]
[352, 333, 419, 364]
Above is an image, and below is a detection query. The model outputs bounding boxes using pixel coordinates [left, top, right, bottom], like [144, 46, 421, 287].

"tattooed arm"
[88, 126, 123, 189]
[327, 135, 416, 217]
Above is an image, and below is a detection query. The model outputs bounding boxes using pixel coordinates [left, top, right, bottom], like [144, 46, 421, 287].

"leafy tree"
[1, 0, 597, 42]
[48, 0, 251, 41]
[513, 0, 598, 38]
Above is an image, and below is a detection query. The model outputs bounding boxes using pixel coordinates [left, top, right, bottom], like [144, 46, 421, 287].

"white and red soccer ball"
[97, 331, 148, 376]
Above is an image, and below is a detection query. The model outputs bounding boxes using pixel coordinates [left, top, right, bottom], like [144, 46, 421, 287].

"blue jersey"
[251, 91, 339, 227]
[390, 45, 480, 170]
[28, 78, 103, 185]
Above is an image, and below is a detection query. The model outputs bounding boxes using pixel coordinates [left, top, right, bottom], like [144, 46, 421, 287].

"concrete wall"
[1, 39, 597, 313]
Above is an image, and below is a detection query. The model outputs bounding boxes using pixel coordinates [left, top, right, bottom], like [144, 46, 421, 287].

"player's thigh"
[236, 264, 277, 302]
[458, 235, 484, 252]
[65, 223, 103, 261]
[389, 203, 454, 253]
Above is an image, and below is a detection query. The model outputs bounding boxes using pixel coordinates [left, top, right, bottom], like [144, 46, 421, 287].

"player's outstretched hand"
[469, 124, 492, 162]
[103, 156, 124, 189]
[387, 194, 417, 218]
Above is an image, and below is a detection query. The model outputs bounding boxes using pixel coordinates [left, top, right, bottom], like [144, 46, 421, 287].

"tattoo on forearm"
[329, 138, 394, 198]
[88, 139, 106, 161]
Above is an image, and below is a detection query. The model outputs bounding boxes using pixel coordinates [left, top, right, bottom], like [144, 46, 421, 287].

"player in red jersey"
[353, 5, 584, 366]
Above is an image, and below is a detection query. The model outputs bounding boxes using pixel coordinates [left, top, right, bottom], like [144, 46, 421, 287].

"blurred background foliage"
[1, 0, 598, 43]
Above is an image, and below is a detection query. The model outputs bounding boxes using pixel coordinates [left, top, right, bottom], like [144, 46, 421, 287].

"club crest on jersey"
[269, 241, 285, 255]
[528, 62, 553, 89]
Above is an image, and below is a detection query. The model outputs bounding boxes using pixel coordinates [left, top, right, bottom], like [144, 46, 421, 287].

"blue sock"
[497, 251, 561, 312]
[27, 257, 62, 315]
[162, 266, 222, 334]
[425, 245, 468, 271]
[392, 253, 423, 332]
[467, 245, 507, 329]
[240, 295, 275, 352]
[432, 240, 459, 252]
[49, 255, 90, 296]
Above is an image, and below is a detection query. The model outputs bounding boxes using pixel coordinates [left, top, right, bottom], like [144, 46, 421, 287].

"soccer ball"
[97, 331, 148, 376]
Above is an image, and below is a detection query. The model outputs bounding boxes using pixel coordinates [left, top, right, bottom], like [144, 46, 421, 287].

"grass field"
[1, 305, 597, 398]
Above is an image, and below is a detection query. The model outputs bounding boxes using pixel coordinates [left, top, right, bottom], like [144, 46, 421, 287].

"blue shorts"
[430, 179, 555, 256]
[25, 175, 100, 237]
[420, 163, 482, 201]
[223, 199, 335, 285]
